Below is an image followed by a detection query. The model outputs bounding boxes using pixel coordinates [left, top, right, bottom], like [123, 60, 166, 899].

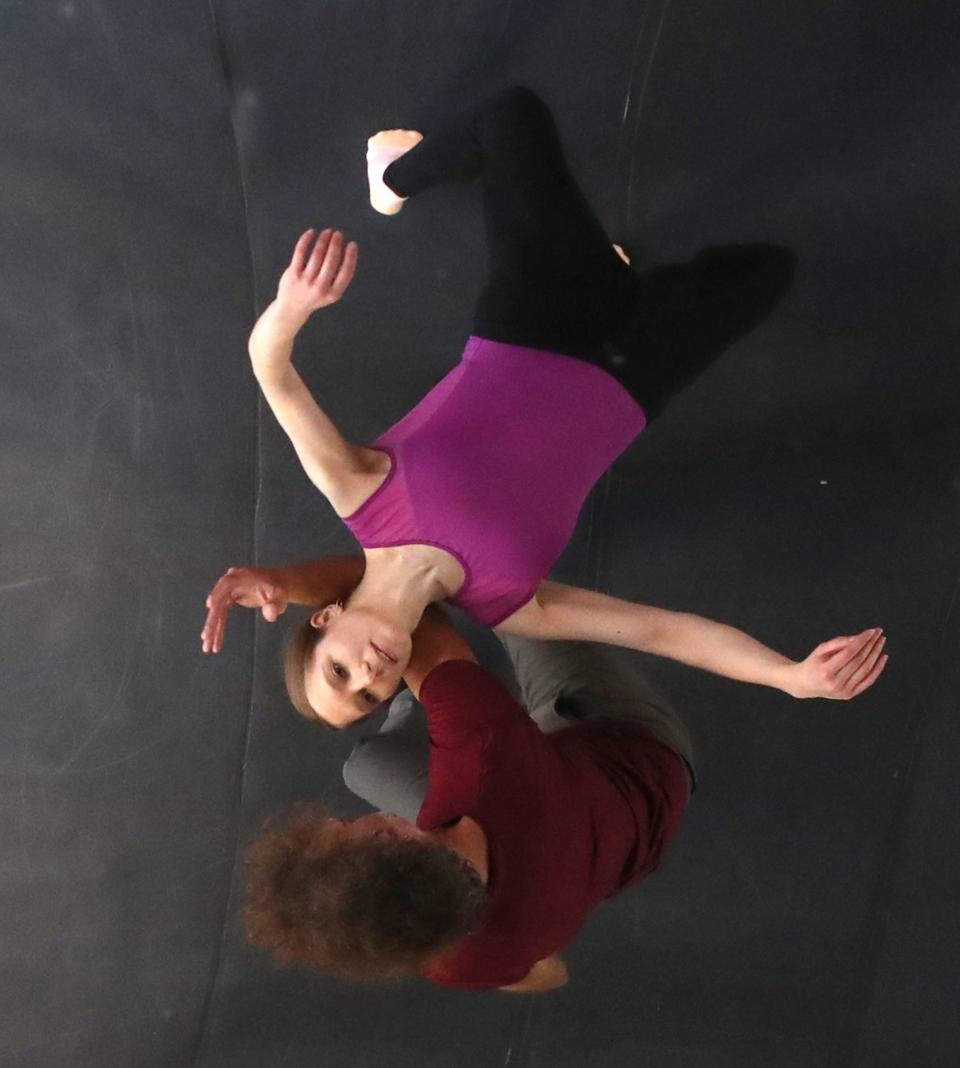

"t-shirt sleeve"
[418, 660, 530, 749]
[423, 939, 534, 990]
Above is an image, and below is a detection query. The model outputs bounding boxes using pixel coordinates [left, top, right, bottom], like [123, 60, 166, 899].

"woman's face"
[304, 604, 412, 727]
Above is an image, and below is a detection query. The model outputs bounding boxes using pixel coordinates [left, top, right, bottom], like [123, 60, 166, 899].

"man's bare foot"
[366, 129, 424, 215]
[612, 243, 631, 266]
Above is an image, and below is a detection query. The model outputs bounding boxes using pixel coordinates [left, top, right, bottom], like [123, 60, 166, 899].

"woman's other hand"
[783, 628, 888, 699]
[248, 229, 358, 379]
[274, 228, 359, 328]
[201, 567, 290, 654]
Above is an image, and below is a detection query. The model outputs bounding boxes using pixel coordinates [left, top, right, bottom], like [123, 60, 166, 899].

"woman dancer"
[202, 88, 887, 724]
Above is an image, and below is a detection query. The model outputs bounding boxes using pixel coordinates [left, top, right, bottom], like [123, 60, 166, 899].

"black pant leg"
[384, 87, 637, 356]
[381, 91, 797, 419]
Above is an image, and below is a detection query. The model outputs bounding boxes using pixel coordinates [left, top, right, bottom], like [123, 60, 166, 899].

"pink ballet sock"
[366, 132, 422, 215]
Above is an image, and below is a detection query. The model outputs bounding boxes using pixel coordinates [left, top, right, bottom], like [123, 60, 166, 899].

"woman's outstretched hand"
[201, 567, 290, 654]
[782, 628, 888, 699]
[274, 228, 358, 327]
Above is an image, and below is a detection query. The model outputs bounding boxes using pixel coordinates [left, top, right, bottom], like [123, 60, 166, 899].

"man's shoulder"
[420, 660, 524, 728]
[420, 659, 531, 750]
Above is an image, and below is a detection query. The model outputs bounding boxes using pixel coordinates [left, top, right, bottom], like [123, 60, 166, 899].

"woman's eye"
[332, 663, 347, 679]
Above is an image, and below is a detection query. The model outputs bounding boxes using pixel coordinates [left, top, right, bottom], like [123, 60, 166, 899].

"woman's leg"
[372, 87, 795, 418]
[377, 86, 638, 357]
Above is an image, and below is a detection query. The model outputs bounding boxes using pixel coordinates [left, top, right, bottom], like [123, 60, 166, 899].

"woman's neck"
[351, 545, 455, 633]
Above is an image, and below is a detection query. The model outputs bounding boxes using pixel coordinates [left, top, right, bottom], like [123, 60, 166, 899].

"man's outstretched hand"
[201, 567, 290, 654]
[782, 628, 888, 700]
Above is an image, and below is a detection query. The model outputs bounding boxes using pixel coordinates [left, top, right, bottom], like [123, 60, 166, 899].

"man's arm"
[402, 606, 477, 698]
[497, 581, 887, 701]
[499, 955, 569, 994]
[201, 556, 365, 654]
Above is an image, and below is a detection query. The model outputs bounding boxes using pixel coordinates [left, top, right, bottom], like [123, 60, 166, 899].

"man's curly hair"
[245, 803, 487, 982]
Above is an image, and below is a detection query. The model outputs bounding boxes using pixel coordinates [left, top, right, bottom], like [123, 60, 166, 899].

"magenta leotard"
[342, 337, 646, 626]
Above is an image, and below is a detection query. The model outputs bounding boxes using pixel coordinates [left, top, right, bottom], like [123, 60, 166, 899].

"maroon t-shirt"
[416, 660, 690, 990]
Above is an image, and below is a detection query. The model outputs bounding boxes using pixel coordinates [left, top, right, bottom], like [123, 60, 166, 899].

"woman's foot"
[612, 243, 631, 266]
[366, 129, 423, 215]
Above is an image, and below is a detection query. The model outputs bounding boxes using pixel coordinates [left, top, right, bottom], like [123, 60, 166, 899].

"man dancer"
[245, 607, 694, 992]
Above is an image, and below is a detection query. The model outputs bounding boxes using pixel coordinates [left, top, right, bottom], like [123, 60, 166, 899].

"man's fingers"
[201, 607, 219, 654]
[205, 585, 230, 612]
[210, 612, 226, 654]
[206, 571, 238, 604]
[203, 568, 255, 653]
[290, 229, 315, 272]
[305, 228, 334, 280]
[201, 593, 235, 654]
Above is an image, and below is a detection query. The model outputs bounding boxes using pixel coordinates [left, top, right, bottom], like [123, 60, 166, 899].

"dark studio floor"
[2, 2, 959, 1065]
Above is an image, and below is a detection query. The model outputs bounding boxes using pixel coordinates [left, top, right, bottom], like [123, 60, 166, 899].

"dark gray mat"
[2, 2, 957, 1065]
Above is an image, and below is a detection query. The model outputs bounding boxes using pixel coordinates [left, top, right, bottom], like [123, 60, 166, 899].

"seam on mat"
[192, 3, 261, 1064]
[611, 0, 672, 239]
[829, 568, 960, 1068]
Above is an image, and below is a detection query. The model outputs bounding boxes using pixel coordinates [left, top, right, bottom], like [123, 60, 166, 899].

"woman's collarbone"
[368, 543, 465, 597]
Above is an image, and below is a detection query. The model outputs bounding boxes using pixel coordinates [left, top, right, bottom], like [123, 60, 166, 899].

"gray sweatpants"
[342, 635, 696, 822]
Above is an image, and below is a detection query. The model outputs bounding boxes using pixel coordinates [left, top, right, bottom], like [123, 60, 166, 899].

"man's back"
[416, 660, 690, 989]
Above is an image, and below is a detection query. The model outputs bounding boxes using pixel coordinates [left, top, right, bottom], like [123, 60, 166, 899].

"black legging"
[385, 87, 795, 418]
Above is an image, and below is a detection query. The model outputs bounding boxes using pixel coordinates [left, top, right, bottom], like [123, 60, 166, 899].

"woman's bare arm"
[249, 229, 379, 516]
[497, 581, 888, 700]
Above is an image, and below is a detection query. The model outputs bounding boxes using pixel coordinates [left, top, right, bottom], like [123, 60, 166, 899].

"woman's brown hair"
[245, 804, 486, 982]
[283, 618, 326, 724]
